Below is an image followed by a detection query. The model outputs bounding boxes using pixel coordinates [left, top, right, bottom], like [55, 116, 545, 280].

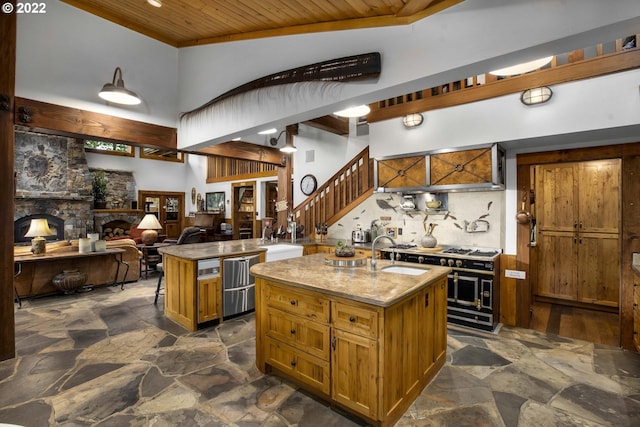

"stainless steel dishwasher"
[222, 254, 260, 318]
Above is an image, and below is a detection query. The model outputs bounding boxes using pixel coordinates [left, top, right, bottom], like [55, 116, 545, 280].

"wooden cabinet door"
[578, 160, 620, 233]
[577, 233, 620, 306]
[376, 155, 427, 190]
[198, 276, 221, 323]
[535, 163, 577, 233]
[535, 232, 577, 301]
[433, 277, 448, 362]
[533, 160, 620, 307]
[331, 328, 378, 419]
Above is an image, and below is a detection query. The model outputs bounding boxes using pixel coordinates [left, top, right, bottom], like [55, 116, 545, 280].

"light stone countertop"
[157, 238, 376, 260]
[250, 253, 451, 307]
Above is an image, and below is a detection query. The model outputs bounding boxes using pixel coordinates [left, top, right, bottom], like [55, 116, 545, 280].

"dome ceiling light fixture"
[520, 86, 553, 105]
[333, 104, 371, 118]
[98, 67, 141, 105]
[489, 56, 553, 77]
[402, 113, 424, 128]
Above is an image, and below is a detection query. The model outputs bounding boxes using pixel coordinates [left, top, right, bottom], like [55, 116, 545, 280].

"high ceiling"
[61, 0, 463, 47]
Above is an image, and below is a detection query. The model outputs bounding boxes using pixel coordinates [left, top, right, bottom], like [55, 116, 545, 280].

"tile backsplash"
[326, 191, 504, 249]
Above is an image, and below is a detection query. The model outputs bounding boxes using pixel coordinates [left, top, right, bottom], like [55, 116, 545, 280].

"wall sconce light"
[270, 130, 297, 152]
[333, 104, 371, 118]
[402, 113, 424, 128]
[24, 218, 55, 256]
[138, 214, 163, 245]
[280, 140, 297, 153]
[520, 86, 553, 105]
[99, 67, 141, 105]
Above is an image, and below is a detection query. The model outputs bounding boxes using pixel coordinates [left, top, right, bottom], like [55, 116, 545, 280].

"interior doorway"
[138, 190, 185, 239]
[516, 150, 624, 348]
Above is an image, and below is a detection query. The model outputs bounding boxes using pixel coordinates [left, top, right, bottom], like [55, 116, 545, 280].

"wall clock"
[300, 174, 317, 195]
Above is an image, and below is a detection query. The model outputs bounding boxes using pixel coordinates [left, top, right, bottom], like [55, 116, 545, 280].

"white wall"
[369, 69, 640, 254]
[176, 0, 640, 147]
[291, 123, 369, 205]
[16, 0, 178, 127]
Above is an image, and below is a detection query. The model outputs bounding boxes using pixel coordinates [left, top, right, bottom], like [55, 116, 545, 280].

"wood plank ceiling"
[60, 0, 463, 47]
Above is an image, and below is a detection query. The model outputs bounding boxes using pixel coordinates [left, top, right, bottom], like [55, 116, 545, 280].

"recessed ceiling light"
[147, 0, 162, 7]
[333, 104, 370, 118]
[489, 56, 553, 76]
[258, 128, 277, 135]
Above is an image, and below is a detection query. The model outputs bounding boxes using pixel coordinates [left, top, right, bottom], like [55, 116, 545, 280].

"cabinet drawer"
[265, 337, 330, 395]
[264, 282, 330, 323]
[332, 302, 379, 339]
[265, 307, 330, 360]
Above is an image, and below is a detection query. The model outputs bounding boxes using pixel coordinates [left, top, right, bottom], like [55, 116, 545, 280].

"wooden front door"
[533, 159, 621, 308]
[138, 190, 184, 239]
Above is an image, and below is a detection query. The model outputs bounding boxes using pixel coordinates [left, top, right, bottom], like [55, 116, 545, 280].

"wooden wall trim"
[499, 254, 518, 326]
[14, 97, 177, 149]
[198, 140, 284, 165]
[516, 141, 640, 350]
[0, 3, 16, 361]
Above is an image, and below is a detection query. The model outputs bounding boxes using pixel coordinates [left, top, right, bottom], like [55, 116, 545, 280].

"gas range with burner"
[380, 245, 501, 331]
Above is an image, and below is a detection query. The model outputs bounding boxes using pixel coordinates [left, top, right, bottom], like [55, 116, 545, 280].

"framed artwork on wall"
[206, 192, 225, 212]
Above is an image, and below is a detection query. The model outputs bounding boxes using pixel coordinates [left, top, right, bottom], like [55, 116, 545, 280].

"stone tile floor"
[1, 278, 640, 426]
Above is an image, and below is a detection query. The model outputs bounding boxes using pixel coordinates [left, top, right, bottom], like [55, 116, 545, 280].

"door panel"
[536, 232, 577, 300]
[138, 191, 184, 239]
[535, 163, 576, 232]
[578, 233, 620, 306]
[578, 160, 620, 233]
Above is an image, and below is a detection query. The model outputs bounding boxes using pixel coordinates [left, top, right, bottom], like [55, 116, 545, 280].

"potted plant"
[92, 170, 108, 209]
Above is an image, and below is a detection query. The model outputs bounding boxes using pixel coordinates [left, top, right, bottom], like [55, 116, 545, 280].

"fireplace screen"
[14, 214, 65, 243]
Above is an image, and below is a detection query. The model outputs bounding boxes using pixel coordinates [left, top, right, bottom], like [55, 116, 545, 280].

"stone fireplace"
[13, 129, 140, 242]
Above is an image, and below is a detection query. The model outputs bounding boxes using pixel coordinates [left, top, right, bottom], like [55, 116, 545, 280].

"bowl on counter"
[426, 200, 442, 209]
[335, 246, 356, 257]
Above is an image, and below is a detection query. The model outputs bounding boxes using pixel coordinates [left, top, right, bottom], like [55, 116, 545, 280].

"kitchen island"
[251, 253, 450, 427]
[158, 240, 271, 331]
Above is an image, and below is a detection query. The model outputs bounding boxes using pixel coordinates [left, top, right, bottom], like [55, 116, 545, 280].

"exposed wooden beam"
[0, 2, 16, 361]
[14, 98, 177, 148]
[195, 140, 285, 166]
[303, 115, 350, 135]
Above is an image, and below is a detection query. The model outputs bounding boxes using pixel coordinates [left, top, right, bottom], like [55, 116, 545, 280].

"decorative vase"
[421, 233, 437, 248]
[52, 269, 87, 294]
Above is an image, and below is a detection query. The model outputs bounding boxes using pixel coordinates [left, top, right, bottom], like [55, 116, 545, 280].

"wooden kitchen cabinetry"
[256, 276, 447, 426]
[533, 160, 620, 307]
[375, 144, 505, 192]
[198, 276, 221, 323]
[315, 244, 374, 258]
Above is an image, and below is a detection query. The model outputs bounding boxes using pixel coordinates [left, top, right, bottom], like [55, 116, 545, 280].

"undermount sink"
[380, 265, 430, 275]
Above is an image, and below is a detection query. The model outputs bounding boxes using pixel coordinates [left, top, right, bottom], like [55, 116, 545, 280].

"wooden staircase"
[292, 147, 373, 236]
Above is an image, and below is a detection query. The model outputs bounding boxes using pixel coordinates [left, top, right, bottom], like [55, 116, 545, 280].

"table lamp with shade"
[24, 218, 56, 255]
[138, 214, 163, 245]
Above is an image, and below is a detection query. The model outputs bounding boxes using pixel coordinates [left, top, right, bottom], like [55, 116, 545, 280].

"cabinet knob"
[290, 300, 296, 306]
[290, 360, 297, 367]
[349, 316, 356, 322]
[290, 329, 296, 334]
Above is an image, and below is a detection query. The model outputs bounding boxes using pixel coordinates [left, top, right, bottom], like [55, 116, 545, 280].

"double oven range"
[379, 244, 501, 332]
